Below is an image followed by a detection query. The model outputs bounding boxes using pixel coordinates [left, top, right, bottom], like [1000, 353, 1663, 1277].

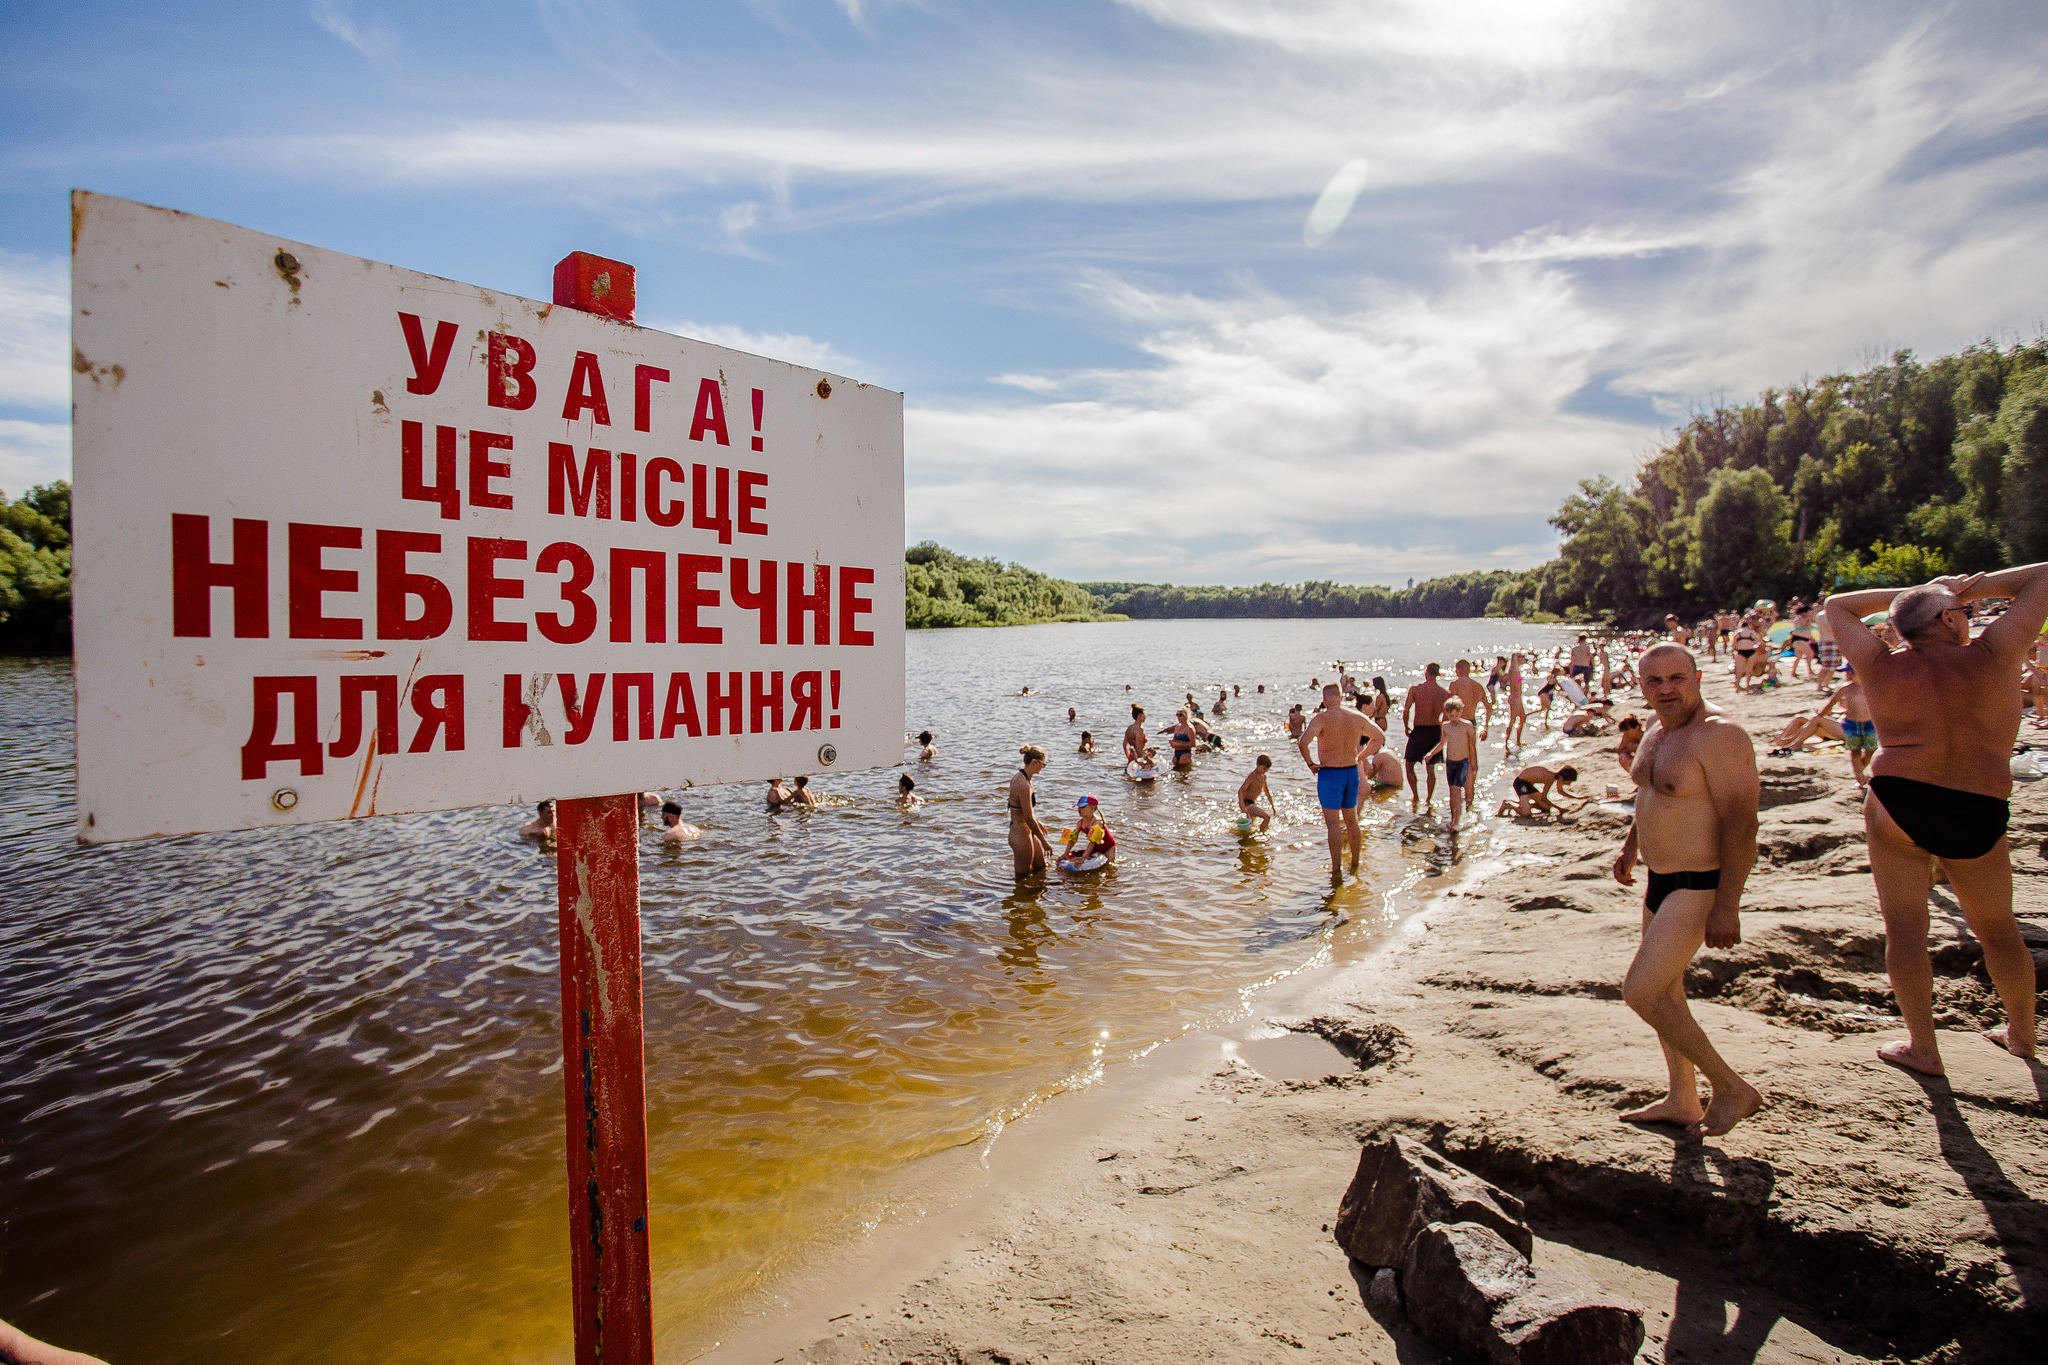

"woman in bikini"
[1007, 745, 1053, 878]
[1161, 710, 1199, 770]
[1367, 676, 1392, 731]
[1730, 620, 1762, 692]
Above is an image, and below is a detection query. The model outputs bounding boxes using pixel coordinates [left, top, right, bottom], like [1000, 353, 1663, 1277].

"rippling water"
[0, 619, 1575, 1362]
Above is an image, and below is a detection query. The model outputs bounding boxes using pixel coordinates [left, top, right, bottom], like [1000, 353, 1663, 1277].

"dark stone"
[1335, 1135, 1533, 1268]
[1401, 1221, 1646, 1365]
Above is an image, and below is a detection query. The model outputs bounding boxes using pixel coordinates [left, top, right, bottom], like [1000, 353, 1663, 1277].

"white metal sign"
[71, 192, 905, 844]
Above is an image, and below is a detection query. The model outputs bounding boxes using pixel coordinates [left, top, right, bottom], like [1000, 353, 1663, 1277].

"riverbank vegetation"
[0, 482, 70, 653]
[905, 541, 1121, 627]
[1490, 339, 2047, 622]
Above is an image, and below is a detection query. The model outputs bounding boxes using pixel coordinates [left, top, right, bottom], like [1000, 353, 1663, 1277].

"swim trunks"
[1869, 775, 2009, 860]
[1570, 664, 1593, 683]
[1840, 718, 1878, 752]
[1446, 758, 1471, 786]
[1316, 765, 1361, 810]
[1817, 640, 1839, 669]
[1512, 777, 1539, 797]
[1645, 868, 1720, 915]
[1405, 724, 1442, 764]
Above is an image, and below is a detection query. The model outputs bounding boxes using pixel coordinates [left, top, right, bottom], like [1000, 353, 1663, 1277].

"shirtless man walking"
[1447, 658, 1493, 741]
[1402, 663, 1451, 811]
[1612, 644, 1764, 1138]
[1297, 683, 1387, 878]
[1825, 563, 2048, 1074]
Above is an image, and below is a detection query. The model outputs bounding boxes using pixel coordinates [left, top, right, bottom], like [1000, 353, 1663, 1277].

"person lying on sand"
[1826, 562, 2048, 1074]
[1494, 764, 1585, 820]
[1611, 643, 1764, 1138]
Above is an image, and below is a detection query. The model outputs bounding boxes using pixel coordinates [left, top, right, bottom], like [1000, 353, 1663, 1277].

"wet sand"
[700, 669, 2048, 1364]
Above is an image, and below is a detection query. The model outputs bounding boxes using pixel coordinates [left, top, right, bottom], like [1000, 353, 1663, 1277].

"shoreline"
[693, 670, 2046, 1364]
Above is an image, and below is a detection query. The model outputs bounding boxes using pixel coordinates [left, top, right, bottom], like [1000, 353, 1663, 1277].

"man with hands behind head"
[1612, 644, 1764, 1138]
[1825, 563, 2048, 1076]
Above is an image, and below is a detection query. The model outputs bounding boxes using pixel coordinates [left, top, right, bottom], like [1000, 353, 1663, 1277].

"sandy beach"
[700, 668, 2047, 1365]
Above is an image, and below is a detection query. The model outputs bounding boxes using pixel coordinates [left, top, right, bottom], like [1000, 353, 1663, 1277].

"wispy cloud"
[658, 320, 864, 377]
[0, 252, 68, 413]
[307, 0, 393, 63]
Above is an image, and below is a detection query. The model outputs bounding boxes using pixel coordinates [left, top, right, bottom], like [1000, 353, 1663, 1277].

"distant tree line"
[1078, 572, 1515, 621]
[905, 541, 1122, 627]
[1487, 339, 2048, 624]
[0, 481, 70, 653]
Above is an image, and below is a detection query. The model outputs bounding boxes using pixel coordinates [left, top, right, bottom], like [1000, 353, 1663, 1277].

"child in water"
[896, 773, 923, 810]
[1060, 795, 1116, 870]
[1421, 698, 1478, 825]
[1236, 755, 1275, 833]
[1078, 730, 1095, 755]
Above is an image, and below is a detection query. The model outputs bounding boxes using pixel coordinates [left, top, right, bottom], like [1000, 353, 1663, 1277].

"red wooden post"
[552, 250, 654, 1365]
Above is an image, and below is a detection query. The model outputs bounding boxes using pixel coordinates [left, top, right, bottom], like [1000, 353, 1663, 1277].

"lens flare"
[1303, 158, 1370, 247]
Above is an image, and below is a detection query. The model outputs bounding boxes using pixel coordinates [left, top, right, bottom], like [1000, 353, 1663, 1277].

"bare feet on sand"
[1983, 1025, 2039, 1061]
[1877, 1038, 1945, 1076]
[1692, 1082, 1763, 1137]
[1619, 1096, 1704, 1127]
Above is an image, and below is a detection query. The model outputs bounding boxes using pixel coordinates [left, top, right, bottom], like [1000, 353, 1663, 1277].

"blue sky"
[5, 1, 2047, 584]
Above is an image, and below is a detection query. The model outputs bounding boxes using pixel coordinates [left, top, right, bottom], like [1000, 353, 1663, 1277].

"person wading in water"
[1007, 745, 1054, 879]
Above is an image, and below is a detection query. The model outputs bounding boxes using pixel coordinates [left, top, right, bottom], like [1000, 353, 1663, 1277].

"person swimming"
[790, 774, 818, 809]
[1059, 794, 1117, 871]
[1078, 730, 1096, 755]
[916, 730, 938, 761]
[896, 773, 923, 810]
[765, 778, 793, 811]
[658, 800, 699, 842]
[519, 800, 555, 839]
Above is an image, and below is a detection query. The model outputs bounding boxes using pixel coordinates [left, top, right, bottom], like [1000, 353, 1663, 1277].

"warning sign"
[70, 192, 905, 843]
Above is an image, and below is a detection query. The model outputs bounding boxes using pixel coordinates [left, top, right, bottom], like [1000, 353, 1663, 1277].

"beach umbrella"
[1766, 622, 1794, 644]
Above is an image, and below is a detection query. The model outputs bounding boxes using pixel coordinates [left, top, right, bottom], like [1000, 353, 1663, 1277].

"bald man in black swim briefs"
[1826, 561, 2048, 1076]
[1611, 644, 1763, 1138]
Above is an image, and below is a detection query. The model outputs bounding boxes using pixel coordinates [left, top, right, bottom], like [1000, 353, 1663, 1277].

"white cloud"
[0, 419, 71, 494]
[308, 1, 393, 62]
[0, 252, 69, 413]
[657, 320, 864, 376]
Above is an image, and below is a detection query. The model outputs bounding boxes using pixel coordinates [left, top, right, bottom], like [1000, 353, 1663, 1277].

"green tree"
[0, 481, 72, 653]
[1991, 366, 2048, 562]
[1689, 467, 1792, 608]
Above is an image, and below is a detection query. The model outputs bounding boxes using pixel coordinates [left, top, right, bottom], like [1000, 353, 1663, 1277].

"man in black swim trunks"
[1611, 643, 1763, 1138]
[1825, 561, 2048, 1075]
[1402, 662, 1449, 811]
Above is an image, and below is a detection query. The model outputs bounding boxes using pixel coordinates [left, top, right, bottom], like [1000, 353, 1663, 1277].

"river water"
[0, 618, 1577, 1362]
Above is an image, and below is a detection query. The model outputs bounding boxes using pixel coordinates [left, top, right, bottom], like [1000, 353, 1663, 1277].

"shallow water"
[0, 618, 1577, 1362]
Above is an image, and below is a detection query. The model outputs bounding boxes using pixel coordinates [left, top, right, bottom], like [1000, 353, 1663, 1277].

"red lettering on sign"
[617, 451, 639, 523]
[399, 313, 459, 396]
[467, 537, 528, 641]
[562, 351, 612, 425]
[548, 442, 612, 519]
[689, 378, 730, 445]
[241, 675, 322, 779]
[171, 513, 269, 639]
[469, 431, 515, 510]
[402, 421, 461, 521]
[487, 332, 538, 410]
[331, 674, 400, 758]
[704, 670, 742, 737]
[728, 557, 778, 643]
[677, 553, 723, 644]
[789, 670, 823, 731]
[609, 548, 666, 644]
[535, 542, 598, 644]
[503, 673, 533, 748]
[737, 470, 768, 536]
[644, 457, 684, 527]
[374, 530, 453, 639]
[613, 672, 655, 742]
[408, 674, 465, 752]
[634, 365, 669, 433]
[692, 463, 732, 544]
[660, 672, 702, 739]
[750, 388, 764, 452]
[748, 670, 784, 734]
[788, 562, 831, 645]
[838, 566, 877, 647]
[287, 522, 364, 640]
[558, 673, 605, 745]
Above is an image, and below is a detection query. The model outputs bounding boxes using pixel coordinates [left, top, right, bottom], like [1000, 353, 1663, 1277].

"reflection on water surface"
[0, 618, 1570, 1362]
